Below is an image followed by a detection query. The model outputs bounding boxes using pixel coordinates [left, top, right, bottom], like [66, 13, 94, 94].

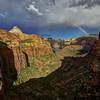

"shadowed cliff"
[0, 41, 17, 99]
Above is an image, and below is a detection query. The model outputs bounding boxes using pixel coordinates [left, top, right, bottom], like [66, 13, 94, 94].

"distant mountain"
[75, 36, 97, 45]
[8, 26, 44, 40]
[9, 26, 24, 35]
[89, 33, 98, 37]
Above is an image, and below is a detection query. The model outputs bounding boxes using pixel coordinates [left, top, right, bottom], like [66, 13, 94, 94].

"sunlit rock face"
[0, 27, 53, 72]
[9, 26, 23, 35]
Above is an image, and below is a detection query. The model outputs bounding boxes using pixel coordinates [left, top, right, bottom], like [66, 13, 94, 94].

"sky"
[0, 0, 100, 39]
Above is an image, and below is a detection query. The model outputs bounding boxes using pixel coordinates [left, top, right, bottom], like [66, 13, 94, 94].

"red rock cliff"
[0, 27, 53, 72]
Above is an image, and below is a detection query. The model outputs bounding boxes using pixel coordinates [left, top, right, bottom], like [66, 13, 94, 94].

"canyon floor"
[5, 45, 100, 100]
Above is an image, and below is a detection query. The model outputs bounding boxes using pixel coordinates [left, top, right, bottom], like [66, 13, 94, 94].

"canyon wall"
[0, 27, 53, 72]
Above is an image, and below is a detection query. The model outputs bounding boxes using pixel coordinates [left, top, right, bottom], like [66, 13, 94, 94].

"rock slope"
[0, 26, 53, 72]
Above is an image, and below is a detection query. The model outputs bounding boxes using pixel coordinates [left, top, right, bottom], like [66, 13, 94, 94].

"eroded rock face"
[0, 27, 53, 97]
[0, 27, 53, 72]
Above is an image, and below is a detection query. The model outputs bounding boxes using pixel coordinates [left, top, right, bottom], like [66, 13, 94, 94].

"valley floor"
[3, 45, 100, 100]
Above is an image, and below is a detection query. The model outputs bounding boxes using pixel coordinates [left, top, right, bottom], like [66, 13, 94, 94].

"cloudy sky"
[0, 0, 100, 39]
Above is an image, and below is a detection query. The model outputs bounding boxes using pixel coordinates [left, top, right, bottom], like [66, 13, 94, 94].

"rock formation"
[11, 37, 100, 100]
[12, 37, 100, 99]
[0, 27, 53, 72]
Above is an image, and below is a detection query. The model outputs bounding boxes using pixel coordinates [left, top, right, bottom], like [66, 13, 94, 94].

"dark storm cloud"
[69, 0, 100, 8]
[0, 0, 100, 29]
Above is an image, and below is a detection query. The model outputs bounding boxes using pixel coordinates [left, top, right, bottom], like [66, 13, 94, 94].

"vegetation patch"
[14, 54, 61, 85]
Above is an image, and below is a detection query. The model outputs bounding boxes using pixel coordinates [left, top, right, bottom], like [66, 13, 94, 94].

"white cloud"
[0, 12, 8, 18]
[26, 3, 43, 16]
[46, 4, 100, 27]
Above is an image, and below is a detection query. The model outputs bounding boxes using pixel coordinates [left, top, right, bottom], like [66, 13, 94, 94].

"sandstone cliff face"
[0, 27, 53, 72]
